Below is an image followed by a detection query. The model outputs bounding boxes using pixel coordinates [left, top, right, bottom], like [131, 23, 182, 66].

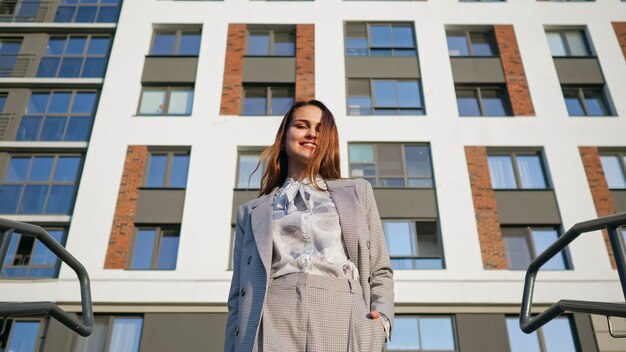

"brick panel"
[579, 146, 617, 269]
[494, 25, 535, 117]
[220, 24, 246, 115]
[612, 22, 626, 60]
[295, 24, 315, 101]
[104, 146, 148, 269]
[465, 146, 508, 269]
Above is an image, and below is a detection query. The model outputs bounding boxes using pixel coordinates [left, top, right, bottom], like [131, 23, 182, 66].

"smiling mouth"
[301, 143, 316, 151]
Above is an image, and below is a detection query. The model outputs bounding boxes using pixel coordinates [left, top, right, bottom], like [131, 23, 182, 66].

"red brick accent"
[465, 147, 508, 269]
[220, 24, 246, 115]
[612, 22, 626, 60]
[104, 146, 148, 269]
[494, 25, 535, 117]
[295, 24, 315, 101]
[579, 147, 617, 269]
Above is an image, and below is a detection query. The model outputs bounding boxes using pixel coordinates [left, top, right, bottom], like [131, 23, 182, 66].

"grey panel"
[42, 317, 75, 352]
[373, 188, 438, 218]
[139, 313, 228, 352]
[135, 189, 186, 224]
[573, 314, 599, 352]
[345, 57, 420, 79]
[495, 190, 561, 225]
[232, 190, 259, 223]
[554, 58, 604, 85]
[242, 57, 295, 83]
[611, 190, 626, 213]
[21, 34, 48, 77]
[0, 88, 29, 141]
[450, 57, 505, 83]
[141, 57, 198, 84]
[456, 314, 511, 352]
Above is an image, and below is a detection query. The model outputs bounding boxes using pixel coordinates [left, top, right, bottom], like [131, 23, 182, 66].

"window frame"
[241, 84, 294, 116]
[70, 315, 144, 352]
[501, 226, 572, 270]
[128, 226, 180, 270]
[455, 85, 511, 117]
[546, 29, 592, 57]
[347, 78, 425, 116]
[382, 219, 445, 270]
[446, 29, 498, 57]
[36, 34, 112, 78]
[137, 86, 194, 116]
[562, 86, 612, 117]
[245, 27, 295, 57]
[54, 0, 122, 24]
[142, 150, 190, 189]
[386, 315, 459, 351]
[1, 227, 67, 279]
[600, 151, 626, 190]
[487, 150, 551, 190]
[235, 148, 266, 189]
[505, 315, 580, 352]
[0, 318, 44, 351]
[345, 22, 417, 57]
[149, 29, 202, 56]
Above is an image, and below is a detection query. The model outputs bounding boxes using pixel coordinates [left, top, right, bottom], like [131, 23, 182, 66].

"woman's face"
[284, 105, 323, 172]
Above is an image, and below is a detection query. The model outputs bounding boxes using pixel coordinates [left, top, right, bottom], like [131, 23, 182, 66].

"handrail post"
[608, 225, 626, 301]
[0, 228, 13, 273]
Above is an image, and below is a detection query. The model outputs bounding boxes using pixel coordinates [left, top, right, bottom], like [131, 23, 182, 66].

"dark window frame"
[235, 148, 266, 189]
[455, 85, 511, 117]
[446, 29, 498, 57]
[600, 151, 626, 190]
[487, 150, 551, 190]
[347, 78, 425, 116]
[345, 22, 417, 57]
[562, 85, 612, 117]
[1, 227, 67, 279]
[149, 28, 202, 56]
[128, 225, 180, 270]
[70, 315, 144, 351]
[54, 0, 122, 24]
[36, 34, 112, 78]
[382, 219, 445, 270]
[505, 315, 581, 352]
[501, 226, 572, 270]
[137, 86, 194, 116]
[546, 29, 592, 57]
[142, 150, 190, 189]
[245, 27, 296, 57]
[241, 84, 294, 116]
[0, 318, 44, 351]
[386, 315, 459, 351]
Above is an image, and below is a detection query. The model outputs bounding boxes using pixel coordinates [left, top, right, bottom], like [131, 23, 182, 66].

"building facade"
[1, 0, 626, 351]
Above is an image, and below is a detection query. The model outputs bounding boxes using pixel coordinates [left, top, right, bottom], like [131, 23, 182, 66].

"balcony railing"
[0, 112, 16, 140]
[0, 1, 53, 23]
[0, 53, 34, 77]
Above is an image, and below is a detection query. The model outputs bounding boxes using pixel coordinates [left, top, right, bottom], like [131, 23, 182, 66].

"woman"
[225, 100, 394, 352]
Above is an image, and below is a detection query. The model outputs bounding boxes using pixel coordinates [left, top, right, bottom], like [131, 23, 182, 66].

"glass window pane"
[419, 317, 456, 350]
[506, 317, 541, 352]
[543, 317, 578, 352]
[49, 92, 72, 113]
[16, 116, 42, 141]
[59, 57, 83, 77]
[517, 155, 547, 189]
[270, 88, 293, 116]
[169, 155, 189, 188]
[600, 156, 626, 189]
[547, 32, 567, 56]
[373, 80, 397, 108]
[66, 37, 86, 54]
[168, 88, 193, 115]
[7, 321, 40, 352]
[415, 222, 441, 257]
[40, 116, 66, 141]
[247, 31, 270, 56]
[65, 117, 92, 141]
[565, 31, 589, 56]
[36, 58, 60, 77]
[131, 229, 156, 269]
[273, 31, 295, 56]
[0, 185, 21, 213]
[376, 144, 403, 176]
[46, 185, 75, 213]
[29, 156, 54, 181]
[3, 232, 19, 265]
[55, 7, 75, 22]
[447, 34, 469, 56]
[531, 229, 566, 270]
[151, 33, 175, 55]
[19, 185, 48, 213]
[456, 89, 481, 116]
[347, 96, 372, 115]
[82, 57, 105, 77]
[146, 155, 167, 187]
[72, 92, 97, 114]
[349, 144, 375, 164]
[46, 38, 66, 55]
[6, 157, 30, 181]
[345, 38, 368, 56]
[470, 32, 494, 56]
[87, 37, 110, 55]
[397, 81, 421, 108]
[370, 25, 392, 48]
[584, 89, 609, 116]
[237, 154, 262, 189]
[97, 6, 119, 23]
[54, 156, 81, 182]
[384, 221, 416, 257]
[75, 6, 96, 22]
[488, 155, 517, 189]
[139, 89, 166, 115]
[178, 33, 201, 56]
[243, 88, 267, 115]
[481, 89, 507, 116]
[386, 317, 420, 350]
[563, 89, 585, 116]
[404, 145, 432, 179]
[157, 233, 179, 270]
[27, 93, 50, 114]
[392, 26, 414, 48]
[30, 229, 63, 265]
[108, 318, 143, 352]
[504, 235, 532, 270]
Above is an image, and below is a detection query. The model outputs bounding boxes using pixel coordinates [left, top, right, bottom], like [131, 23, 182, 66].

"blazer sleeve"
[362, 180, 395, 335]
[224, 205, 246, 352]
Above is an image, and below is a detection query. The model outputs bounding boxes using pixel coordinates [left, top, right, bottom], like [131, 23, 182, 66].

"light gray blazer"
[224, 178, 394, 352]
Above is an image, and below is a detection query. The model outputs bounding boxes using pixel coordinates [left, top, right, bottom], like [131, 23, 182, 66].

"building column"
[220, 24, 246, 115]
[612, 22, 626, 60]
[295, 24, 315, 102]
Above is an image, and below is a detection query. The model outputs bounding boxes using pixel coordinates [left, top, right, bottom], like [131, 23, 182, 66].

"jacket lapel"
[327, 180, 359, 263]
[250, 192, 275, 277]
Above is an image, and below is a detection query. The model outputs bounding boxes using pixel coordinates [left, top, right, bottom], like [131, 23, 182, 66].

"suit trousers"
[254, 272, 386, 352]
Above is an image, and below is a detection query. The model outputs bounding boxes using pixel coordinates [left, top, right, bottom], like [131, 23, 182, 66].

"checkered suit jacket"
[224, 178, 395, 352]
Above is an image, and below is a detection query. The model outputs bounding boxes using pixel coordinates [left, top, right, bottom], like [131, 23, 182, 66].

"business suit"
[225, 178, 394, 352]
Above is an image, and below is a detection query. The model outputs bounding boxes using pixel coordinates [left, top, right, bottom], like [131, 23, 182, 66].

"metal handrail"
[520, 212, 626, 335]
[0, 217, 93, 337]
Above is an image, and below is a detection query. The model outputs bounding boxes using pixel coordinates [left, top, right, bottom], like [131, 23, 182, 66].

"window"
[0, 154, 82, 214]
[383, 220, 443, 270]
[562, 86, 611, 116]
[502, 227, 570, 270]
[129, 227, 180, 270]
[0, 93, 7, 112]
[456, 86, 509, 116]
[345, 22, 416, 57]
[387, 316, 457, 351]
[546, 30, 591, 57]
[0, 38, 22, 77]
[246, 27, 295, 56]
[71, 316, 143, 352]
[347, 79, 424, 115]
[447, 30, 497, 56]
[54, 0, 122, 23]
[0, 319, 42, 351]
[242, 85, 294, 116]
[236, 150, 265, 189]
[144, 151, 190, 188]
[506, 316, 579, 352]
[2, 228, 66, 278]
[150, 29, 201, 56]
[349, 144, 433, 188]
[16, 90, 98, 141]
[487, 152, 549, 189]
[138, 86, 194, 116]
[36, 35, 111, 78]
[600, 153, 626, 189]
[0, 1, 41, 22]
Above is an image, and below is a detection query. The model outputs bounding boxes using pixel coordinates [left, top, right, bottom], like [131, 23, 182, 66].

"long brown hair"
[253, 100, 341, 196]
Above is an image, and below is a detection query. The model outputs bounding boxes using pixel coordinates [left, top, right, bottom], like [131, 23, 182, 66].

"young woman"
[225, 100, 394, 352]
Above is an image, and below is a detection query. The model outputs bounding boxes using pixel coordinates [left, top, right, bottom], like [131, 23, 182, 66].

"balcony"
[0, 1, 53, 23]
[0, 53, 35, 77]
